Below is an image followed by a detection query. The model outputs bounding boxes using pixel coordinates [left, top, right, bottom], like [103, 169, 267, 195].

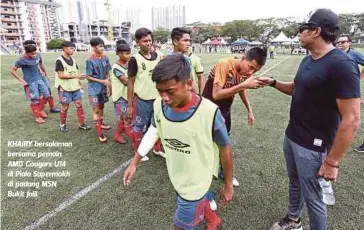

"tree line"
[46, 13, 363, 49]
[153, 13, 364, 44]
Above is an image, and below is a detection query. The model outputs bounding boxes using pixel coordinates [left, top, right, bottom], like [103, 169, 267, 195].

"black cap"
[307, 9, 340, 30]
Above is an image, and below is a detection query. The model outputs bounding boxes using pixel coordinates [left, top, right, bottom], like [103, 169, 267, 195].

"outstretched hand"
[255, 76, 275, 86]
[241, 77, 266, 89]
[123, 165, 137, 186]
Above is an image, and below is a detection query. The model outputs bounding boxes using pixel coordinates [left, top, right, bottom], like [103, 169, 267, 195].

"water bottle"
[318, 177, 335, 205]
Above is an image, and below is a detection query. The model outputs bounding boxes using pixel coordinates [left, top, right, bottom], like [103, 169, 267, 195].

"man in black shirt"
[259, 9, 361, 230]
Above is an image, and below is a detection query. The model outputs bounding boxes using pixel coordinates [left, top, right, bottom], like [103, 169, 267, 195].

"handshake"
[239, 76, 275, 90]
[72, 74, 87, 80]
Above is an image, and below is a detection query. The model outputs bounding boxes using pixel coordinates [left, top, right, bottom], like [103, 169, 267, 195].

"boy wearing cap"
[55, 41, 91, 132]
[258, 9, 361, 230]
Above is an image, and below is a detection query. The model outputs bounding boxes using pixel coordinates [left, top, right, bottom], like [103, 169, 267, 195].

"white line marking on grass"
[259, 56, 291, 76]
[24, 158, 133, 230]
[262, 73, 296, 78]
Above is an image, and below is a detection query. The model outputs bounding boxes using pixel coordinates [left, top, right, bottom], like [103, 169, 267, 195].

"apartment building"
[1, 0, 61, 51]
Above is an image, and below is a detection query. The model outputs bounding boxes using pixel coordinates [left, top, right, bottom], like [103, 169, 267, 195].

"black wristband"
[270, 78, 277, 87]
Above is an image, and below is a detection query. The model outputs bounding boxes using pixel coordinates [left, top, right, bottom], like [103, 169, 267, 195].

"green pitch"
[1, 51, 363, 230]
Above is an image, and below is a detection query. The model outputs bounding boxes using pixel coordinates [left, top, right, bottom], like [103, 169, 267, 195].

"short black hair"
[62, 41, 75, 48]
[339, 34, 352, 42]
[320, 27, 340, 43]
[245, 47, 267, 66]
[116, 40, 131, 54]
[152, 54, 191, 83]
[90, 37, 104, 47]
[171, 27, 191, 41]
[116, 39, 127, 46]
[23, 40, 36, 47]
[24, 44, 37, 53]
[135, 28, 152, 41]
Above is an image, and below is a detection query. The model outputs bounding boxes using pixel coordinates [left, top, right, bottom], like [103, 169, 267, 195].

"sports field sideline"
[1, 51, 364, 230]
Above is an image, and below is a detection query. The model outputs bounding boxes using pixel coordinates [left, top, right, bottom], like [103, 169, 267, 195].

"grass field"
[1, 50, 364, 230]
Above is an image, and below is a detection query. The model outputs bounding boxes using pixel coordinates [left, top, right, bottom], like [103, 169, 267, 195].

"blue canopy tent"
[232, 38, 249, 46]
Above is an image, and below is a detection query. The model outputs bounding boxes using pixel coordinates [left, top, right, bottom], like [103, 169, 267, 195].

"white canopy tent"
[291, 34, 300, 42]
[202, 38, 211, 45]
[271, 31, 291, 43]
[219, 37, 227, 45]
[249, 41, 263, 45]
[282, 41, 294, 45]
[281, 33, 300, 45]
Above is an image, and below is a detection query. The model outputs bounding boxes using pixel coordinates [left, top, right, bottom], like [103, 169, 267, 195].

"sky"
[115, 0, 364, 27]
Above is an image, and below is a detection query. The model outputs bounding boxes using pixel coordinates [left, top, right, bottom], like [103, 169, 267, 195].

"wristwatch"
[269, 77, 277, 87]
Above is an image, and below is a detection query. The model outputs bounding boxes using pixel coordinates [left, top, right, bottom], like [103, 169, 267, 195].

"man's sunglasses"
[298, 24, 318, 33]
[337, 41, 348, 44]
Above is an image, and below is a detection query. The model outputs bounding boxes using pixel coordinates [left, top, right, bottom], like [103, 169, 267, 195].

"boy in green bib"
[111, 40, 133, 144]
[127, 28, 164, 160]
[188, 47, 204, 94]
[169, 27, 199, 94]
[123, 54, 234, 230]
[55, 41, 90, 132]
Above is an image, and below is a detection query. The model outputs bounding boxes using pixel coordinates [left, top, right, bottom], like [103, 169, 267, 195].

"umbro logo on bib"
[164, 139, 191, 154]
[165, 139, 190, 148]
